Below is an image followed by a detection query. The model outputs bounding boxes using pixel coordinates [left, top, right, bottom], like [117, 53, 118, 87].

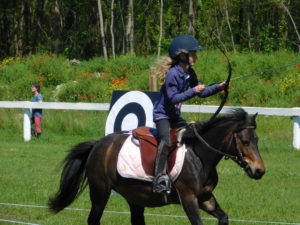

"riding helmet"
[168, 34, 204, 59]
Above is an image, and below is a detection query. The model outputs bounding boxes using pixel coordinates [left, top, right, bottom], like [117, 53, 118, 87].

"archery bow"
[209, 32, 232, 121]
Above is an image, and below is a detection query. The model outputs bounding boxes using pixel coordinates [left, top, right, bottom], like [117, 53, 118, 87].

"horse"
[48, 108, 265, 225]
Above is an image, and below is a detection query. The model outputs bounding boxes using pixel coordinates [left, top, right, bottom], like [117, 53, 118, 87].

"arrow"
[208, 61, 299, 86]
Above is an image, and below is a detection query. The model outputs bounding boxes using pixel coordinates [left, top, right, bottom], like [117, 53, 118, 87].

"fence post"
[293, 117, 300, 150]
[24, 109, 31, 141]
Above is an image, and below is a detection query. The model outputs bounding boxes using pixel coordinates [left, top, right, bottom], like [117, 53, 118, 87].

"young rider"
[152, 34, 228, 193]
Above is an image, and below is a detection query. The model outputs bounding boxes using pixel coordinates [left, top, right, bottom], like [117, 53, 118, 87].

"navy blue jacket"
[153, 65, 220, 121]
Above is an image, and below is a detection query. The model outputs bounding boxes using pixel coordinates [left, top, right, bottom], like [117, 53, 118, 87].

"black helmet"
[168, 34, 204, 59]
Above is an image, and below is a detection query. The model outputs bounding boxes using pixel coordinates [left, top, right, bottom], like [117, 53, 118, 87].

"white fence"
[0, 101, 299, 150]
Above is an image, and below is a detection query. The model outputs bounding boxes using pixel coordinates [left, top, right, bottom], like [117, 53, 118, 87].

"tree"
[52, 0, 63, 54]
[1, 0, 300, 59]
[126, 0, 134, 53]
[97, 0, 108, 60]
[278, 0, 300, 52]
[188, 0, 195, 35]
[157, 0, 163, 58]
[110, 0, 115, 59]
[118, 1, 126, 54]
[31, 0, 47, 54]
[247, 0, 252, 50]
[224, 0, 236, 52]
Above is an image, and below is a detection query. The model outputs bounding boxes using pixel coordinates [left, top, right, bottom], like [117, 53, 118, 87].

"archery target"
[105, 91, 159, 135]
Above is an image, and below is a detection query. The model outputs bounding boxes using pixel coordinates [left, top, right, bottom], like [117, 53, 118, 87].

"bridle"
[191, 124, 256, 169]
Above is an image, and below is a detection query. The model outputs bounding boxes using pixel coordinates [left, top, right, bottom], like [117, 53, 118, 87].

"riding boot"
[153, 140, 172, 194]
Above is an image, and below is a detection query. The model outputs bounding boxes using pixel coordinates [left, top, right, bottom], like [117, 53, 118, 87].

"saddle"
[132, 127, 178, 175]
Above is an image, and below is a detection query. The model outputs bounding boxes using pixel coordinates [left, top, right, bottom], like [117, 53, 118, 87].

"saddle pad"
[117, 135, 187, 182]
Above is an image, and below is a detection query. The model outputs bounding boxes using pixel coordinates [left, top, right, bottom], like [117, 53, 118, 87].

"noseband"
[191, 124, 255, 169]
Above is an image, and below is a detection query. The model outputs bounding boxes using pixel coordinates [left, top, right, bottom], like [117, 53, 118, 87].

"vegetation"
[0, 114, 299, 225]
[1, 1, 299, 224]
[0, 51, 299, 109]
[1, 0, 300, 60]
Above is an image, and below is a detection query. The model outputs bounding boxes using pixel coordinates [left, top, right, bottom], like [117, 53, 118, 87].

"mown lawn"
[1, 115, 300, 225]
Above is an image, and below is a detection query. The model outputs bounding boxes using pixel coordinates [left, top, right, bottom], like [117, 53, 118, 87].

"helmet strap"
[177, 53, 190, 65]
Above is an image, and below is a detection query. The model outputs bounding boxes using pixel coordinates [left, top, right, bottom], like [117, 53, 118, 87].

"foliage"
[1, 0, 300, 59]
[0, 51, 299, 108]
[188, 50, 300, 107]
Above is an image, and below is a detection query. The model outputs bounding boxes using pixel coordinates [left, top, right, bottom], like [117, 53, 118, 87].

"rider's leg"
[153, 119, 171, 193]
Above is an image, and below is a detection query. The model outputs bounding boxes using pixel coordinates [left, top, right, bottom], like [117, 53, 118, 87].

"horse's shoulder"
[204, 169, 219, 190]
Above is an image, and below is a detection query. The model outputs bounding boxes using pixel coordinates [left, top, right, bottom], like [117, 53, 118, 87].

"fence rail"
[0, 101, 299, 149]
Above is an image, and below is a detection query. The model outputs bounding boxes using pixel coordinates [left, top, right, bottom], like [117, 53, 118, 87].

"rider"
[152, 34, 228, 193]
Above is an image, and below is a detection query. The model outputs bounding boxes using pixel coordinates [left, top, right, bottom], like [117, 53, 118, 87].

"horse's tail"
[48, 140, 97, 213]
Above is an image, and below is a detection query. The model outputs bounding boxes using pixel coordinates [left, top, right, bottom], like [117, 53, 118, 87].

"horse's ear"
[253, 112, 258, 119]
[252, 112, 258, 123]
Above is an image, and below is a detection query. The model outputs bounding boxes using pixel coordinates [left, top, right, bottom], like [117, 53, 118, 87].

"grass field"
[1, 111, 300, 225]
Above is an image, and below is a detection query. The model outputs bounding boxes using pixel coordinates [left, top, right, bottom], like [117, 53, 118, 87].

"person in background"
[31, 83, 43, 138]
[151, 34, 229, 194]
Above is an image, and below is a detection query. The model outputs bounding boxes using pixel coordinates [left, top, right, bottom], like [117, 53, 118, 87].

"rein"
[192, 124, 237, 161]
[191, 124, 255, 168]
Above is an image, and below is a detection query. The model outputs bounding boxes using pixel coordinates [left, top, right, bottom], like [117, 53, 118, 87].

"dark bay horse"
[48, 109, 265, 225]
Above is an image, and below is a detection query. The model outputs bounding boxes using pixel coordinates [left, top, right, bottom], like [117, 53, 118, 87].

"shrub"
[0, 51, 299, 107]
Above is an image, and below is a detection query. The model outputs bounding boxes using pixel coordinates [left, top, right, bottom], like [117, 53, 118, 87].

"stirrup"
[153, 174, 172, 194]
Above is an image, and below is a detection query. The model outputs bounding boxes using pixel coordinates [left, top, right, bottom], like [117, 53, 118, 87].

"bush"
[0, 51, 299, 107]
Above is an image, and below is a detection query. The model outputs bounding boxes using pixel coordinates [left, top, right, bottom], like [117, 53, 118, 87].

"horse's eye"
[242, 141, 250, 146]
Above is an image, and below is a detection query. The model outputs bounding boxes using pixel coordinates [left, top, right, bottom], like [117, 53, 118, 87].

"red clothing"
[34, 116, 43, 133]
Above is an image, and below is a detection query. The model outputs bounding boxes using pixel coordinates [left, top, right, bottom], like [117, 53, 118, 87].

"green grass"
[1, 50, 299, 224]
[1, 114, 300, 225]
[0, 109, 108, 138]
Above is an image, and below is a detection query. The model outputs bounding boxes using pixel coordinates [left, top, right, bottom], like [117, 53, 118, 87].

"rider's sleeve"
[165, 70, 196, 104]
[189, 68, 221, 98]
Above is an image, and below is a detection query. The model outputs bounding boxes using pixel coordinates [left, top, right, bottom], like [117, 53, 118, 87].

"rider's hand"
[218, 82, 230, 90]
[193, 84, 206, 93]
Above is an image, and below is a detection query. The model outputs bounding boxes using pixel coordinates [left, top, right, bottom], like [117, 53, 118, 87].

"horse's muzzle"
[245, 166, 265, 180]
[253, 168, 265, 179]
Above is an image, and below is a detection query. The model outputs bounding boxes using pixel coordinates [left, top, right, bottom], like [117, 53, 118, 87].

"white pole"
[23, 109, 31, 142]
[293, 117, 300, 150]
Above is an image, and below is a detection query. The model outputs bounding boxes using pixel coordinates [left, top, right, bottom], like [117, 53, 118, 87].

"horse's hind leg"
[127, 201, 145, 225]
[87, 184, 110, 225]
[199, 193, 228, 225]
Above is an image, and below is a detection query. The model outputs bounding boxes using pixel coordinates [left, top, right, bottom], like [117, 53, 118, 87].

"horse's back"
[86, 132, 130, 182]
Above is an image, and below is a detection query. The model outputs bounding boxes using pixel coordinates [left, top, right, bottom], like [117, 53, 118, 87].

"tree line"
[0, 0, 299, 60]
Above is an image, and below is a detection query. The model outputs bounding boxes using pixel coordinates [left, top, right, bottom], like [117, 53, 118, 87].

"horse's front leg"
[180, 192, 204, 225]
[199, 193, 228, 225]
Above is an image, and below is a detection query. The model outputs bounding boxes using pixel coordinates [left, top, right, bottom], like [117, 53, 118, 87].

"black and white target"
[105, 90, 159, 135]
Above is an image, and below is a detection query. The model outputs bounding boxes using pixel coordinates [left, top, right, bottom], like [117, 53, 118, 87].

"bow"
[209, 32, 232, 121]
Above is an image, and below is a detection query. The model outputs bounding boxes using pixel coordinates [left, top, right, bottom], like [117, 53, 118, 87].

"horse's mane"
[181, 108, 255, 143]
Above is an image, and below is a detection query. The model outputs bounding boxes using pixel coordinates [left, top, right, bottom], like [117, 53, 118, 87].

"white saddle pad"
[117, 135, 187, 182]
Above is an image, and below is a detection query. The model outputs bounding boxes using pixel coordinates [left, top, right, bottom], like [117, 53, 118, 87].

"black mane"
[182, 108, 255, 143]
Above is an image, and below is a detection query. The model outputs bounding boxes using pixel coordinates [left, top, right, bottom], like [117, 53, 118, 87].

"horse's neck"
[195, 125, 230, 170]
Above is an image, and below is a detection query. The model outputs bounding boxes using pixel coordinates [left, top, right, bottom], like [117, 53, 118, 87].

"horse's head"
[226, 111, 265, 180]
[182, 108, 265, 180]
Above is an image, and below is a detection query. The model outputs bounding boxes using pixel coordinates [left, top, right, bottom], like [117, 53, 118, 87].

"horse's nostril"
[255, 168, 265, 177]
